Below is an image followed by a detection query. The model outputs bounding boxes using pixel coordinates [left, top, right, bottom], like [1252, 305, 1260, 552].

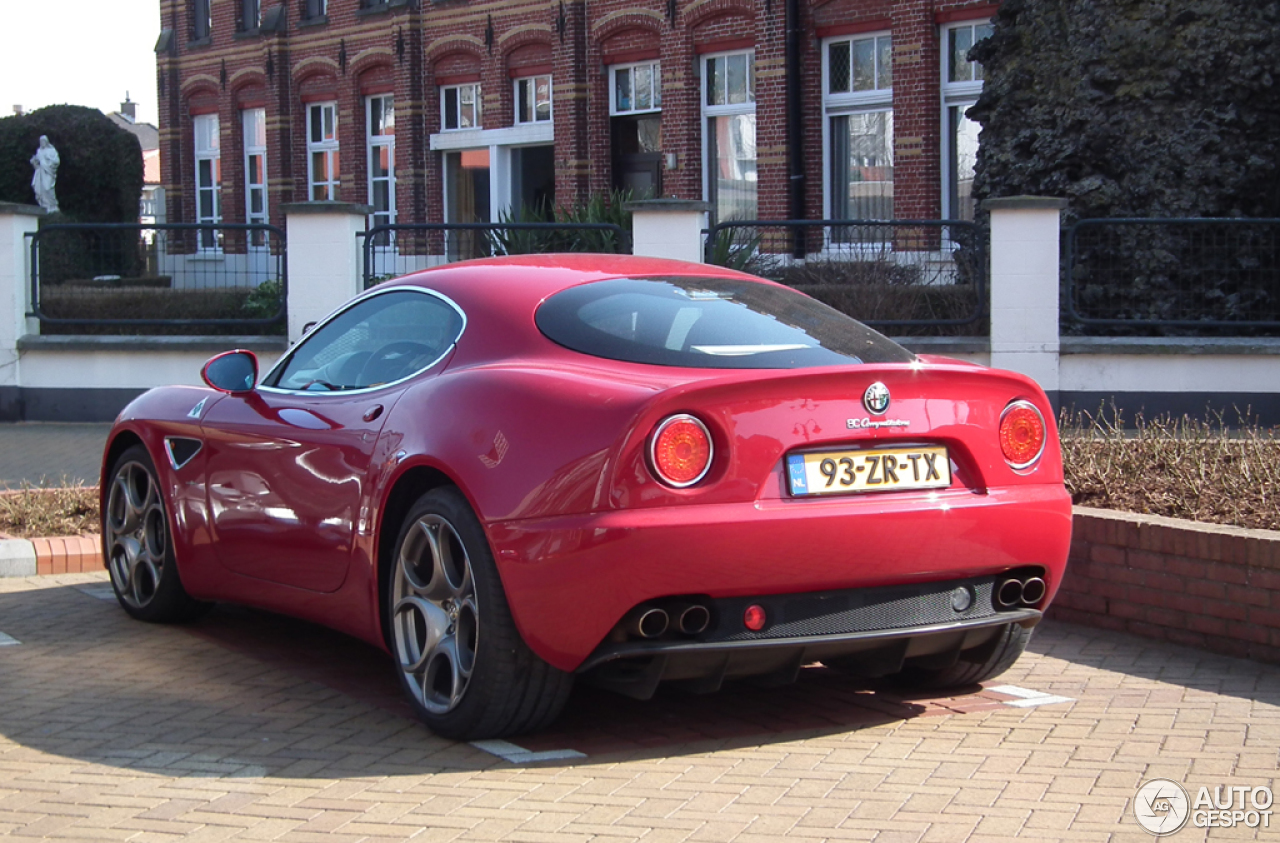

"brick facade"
[156, 0, 999, 230]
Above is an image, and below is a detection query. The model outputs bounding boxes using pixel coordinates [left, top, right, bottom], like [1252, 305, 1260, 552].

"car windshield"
[535, 276, 915, 369]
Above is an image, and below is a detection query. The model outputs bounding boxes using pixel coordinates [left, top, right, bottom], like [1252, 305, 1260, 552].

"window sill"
[187, 36, 213, 49]
[298, 14, 329, 28]
[356, 3, 391, 16]
[234, 28, 261, 39]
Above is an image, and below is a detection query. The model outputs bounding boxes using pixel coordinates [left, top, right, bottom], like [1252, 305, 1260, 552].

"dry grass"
[2, 413, 1279, 538]
[0, 482, 99, 539]
[1061, 408, 1280, 532]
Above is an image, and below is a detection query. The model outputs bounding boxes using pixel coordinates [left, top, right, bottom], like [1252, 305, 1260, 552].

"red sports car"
[101, 254, 1072, 740]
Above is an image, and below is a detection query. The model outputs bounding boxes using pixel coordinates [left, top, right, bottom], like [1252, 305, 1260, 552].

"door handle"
[363, 405, 384, 422]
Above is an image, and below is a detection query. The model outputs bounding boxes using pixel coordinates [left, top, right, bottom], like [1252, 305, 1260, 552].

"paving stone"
[1, 572, 1279, 841]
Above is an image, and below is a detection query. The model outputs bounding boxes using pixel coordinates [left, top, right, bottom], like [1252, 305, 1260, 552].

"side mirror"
[202, 349, 259, 394]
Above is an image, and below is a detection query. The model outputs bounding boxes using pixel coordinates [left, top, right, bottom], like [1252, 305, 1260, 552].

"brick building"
[155, 0, 998, 245]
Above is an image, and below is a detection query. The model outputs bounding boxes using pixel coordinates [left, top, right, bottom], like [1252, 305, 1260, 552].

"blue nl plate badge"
[786, 454, 808, 495]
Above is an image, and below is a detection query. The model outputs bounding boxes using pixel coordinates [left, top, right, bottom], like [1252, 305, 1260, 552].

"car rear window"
[535, 277, 915, 368]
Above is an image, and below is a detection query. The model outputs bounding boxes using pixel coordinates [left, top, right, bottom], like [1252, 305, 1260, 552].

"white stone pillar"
[280, 202, 372, 344]
[625, 199, 710, 264]
[0, 203, 43, 417]
[983, 196, 1067, 394]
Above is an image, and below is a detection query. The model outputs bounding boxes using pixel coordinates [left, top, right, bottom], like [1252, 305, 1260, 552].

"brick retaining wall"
[1050, 506, 1280, 665]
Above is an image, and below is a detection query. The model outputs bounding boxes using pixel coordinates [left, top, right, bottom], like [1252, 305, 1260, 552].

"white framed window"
[193, 113, 221, 250]
[367, 94, 396, 239]
[611, 61, 661, 115]
[942, 21, 993, 221]
[242, 107, 268, 246]
[307, 102, 339, 201]
[702, 50, 756, 224]
[514, 75, 552, 124]
[824, 33, 894, 225]
[441, 83, 481, 131]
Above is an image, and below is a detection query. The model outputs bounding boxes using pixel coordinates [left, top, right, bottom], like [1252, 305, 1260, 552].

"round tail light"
[649, 414, 713, 487]
[999, 400, 1047, 469]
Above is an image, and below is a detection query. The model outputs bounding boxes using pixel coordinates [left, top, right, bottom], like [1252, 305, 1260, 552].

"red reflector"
[650, 414, 713, 487]
[1000, 402, 1046, 469]
[743, 604, 767, 631]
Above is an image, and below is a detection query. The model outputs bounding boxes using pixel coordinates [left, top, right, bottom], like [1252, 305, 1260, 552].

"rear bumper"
[487, 484, 1072, 672]
[580, 610, 1042, 699]
[577, 575, 1042, 697]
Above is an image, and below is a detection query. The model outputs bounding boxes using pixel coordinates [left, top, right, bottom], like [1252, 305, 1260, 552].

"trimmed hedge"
[38, 286, 285, 336]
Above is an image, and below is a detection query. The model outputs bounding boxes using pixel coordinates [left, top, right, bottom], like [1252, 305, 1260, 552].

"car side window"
[266, 290, 464, 391]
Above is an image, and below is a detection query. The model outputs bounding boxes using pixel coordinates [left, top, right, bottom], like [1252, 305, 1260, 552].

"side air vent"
[164, 437, 203, 470]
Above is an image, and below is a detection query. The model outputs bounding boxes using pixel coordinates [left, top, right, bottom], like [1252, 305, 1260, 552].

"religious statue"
[30, 135, 60, 213]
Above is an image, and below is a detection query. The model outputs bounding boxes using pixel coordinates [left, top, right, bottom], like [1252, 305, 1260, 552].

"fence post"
[280, 202, 372, 344]
[983, 196, 1067, 397]
[624, 199, 711, 264]
[0, 203, 44, 420]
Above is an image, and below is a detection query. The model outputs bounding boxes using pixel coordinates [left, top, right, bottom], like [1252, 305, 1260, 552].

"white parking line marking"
[987, 684, 1075, 707]
[470, 739, 586, 764]
[0, 632, 20, 646]
[76, 585, 117, 601]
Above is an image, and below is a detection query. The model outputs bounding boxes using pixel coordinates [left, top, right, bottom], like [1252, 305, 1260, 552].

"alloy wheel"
[105, 460, 169, 610]
[392, 514, 479, 715]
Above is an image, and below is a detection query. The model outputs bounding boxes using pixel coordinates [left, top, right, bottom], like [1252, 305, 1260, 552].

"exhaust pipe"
[624, 606, 669, 639]
[996, 578, 1024, 608]
[671, 603, 711, 635]
[1020, 577, 1047, 605]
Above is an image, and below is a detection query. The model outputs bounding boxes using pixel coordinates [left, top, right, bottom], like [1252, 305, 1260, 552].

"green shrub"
[241, 279, 285, 320]
[486, 190, 633, 255]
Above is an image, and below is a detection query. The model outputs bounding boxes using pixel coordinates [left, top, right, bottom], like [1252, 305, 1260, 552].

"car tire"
[103, 444, 211, 623]
[891, 622, 1033, 690]
[388, 487, 573, 740]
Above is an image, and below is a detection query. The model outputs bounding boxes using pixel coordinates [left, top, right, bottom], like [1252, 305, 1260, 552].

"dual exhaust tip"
[624, 602, 711, 639]
[996, 575, 1047, 608]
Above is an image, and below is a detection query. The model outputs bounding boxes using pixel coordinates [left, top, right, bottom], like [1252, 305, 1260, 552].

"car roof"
[389, 253, 763, 308]
[368, 254, 783, 370]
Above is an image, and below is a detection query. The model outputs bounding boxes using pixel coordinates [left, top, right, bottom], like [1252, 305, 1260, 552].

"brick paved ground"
[1, 572, 1277, 842]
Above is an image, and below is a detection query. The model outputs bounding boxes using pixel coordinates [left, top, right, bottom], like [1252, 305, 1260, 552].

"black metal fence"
[361, 222, 631, 289]
[1064, 218, 1280, 334]
[705, 220, 987, 335]
[29, 223, 286, 335]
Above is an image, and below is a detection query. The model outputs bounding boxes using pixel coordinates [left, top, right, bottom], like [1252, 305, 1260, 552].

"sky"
[0, 0, 161, 127]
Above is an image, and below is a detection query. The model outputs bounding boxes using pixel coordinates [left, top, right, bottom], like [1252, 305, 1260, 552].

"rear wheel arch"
[376, 464, 460, 647]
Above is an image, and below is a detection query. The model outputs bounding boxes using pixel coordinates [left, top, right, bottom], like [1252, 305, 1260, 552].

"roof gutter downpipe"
[785, 0, 806, 257]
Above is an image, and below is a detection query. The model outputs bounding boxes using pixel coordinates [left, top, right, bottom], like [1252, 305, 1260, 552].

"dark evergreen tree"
[970, 0, 1280, 218]
[0, 105, 143, 223]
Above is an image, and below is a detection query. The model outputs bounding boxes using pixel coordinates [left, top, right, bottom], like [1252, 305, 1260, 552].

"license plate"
[786, 446, 951, 496]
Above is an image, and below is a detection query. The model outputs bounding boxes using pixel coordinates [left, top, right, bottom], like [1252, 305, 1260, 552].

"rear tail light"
[649, 414, 713, 487]
[999, 400, 1046, 469]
